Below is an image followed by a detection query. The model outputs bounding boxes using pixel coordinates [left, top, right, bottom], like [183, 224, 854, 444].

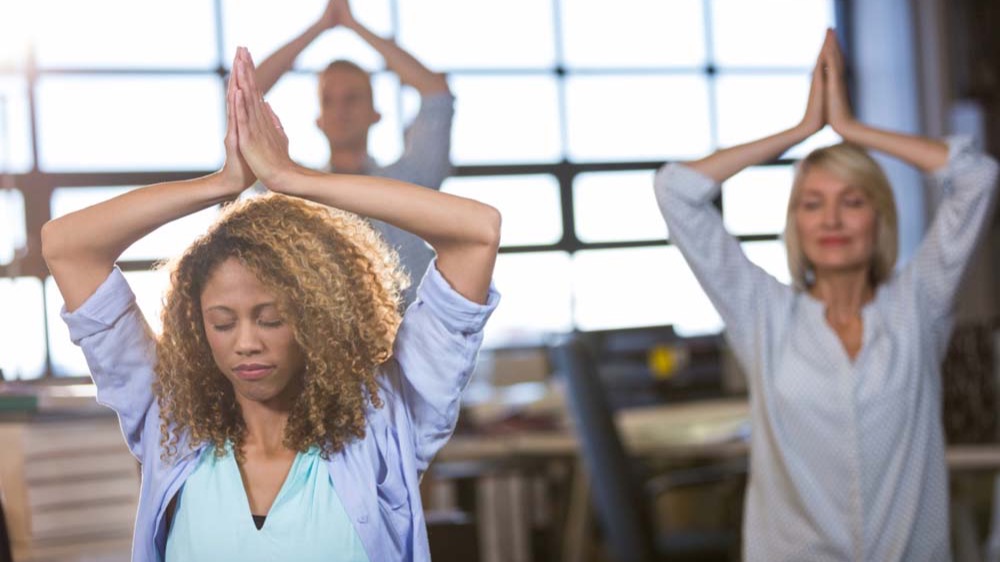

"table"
[434, 398, 1000, 562]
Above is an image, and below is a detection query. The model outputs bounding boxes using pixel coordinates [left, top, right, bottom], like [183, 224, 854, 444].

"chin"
[238, 377, 304, 406]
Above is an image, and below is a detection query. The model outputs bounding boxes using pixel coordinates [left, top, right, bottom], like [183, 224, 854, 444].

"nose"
[821, 201, 841, 228]
[234, 323, 263, 356]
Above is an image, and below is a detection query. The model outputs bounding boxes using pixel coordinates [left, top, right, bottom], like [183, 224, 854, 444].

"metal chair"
[550, 335, 743, 562]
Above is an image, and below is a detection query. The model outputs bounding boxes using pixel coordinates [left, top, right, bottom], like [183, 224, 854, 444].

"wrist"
[262, 164, 308, 195]
[203, 171, 246, 203]
[833, 118, 862, 142]
[790, 121, 816, 144]
[310, 19, 332, 35]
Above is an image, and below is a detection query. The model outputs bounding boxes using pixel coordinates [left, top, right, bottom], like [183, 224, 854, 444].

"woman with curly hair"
[41, 47, 500, 562]
[654, 30, 997, 560]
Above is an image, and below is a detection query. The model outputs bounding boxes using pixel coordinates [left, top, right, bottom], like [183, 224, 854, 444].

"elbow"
[478, 204, 502, 251]
[40, 218, 67, 265]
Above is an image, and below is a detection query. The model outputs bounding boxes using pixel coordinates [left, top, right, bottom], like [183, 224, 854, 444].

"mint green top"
[165, 444, 370, 562]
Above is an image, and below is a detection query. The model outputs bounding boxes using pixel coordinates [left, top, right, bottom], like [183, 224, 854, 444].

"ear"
[315, 115, 323, 131]
[371, 110, 382, 126]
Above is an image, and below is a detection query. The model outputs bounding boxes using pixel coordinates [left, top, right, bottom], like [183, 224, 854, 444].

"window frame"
[2, 0, 849, 379]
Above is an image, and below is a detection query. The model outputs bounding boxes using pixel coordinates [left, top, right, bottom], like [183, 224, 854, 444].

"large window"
[1, 0, 842, 378]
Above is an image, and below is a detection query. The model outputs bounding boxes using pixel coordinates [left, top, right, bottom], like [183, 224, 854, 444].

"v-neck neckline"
[802, 291, 879, 369]
[227, 445, 304, 532]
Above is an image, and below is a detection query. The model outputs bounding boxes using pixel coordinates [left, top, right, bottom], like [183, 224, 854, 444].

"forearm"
[275, 166, 495, 249]
[255, 21, 327, 94]
[273, 167, 498, 301]
[687, 124, 812, 183]
[43, 174, 233, 310]
[348, 21, 449, 95]
[838, 121, 948, 173]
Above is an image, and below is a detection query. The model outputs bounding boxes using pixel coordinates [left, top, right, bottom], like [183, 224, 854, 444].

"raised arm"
[42, 76, 255, 311]
[821, 28, 948, 172]
[232, 48, 496, 302]
[253, 1, 338, 94]
[687, 36, 827, 182]
[334, 0, 449, 95]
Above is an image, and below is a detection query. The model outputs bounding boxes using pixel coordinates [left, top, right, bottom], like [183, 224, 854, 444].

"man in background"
[256, 0, 455, 306]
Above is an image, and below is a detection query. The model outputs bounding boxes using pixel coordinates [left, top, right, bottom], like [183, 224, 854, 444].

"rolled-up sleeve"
[61, 268, 158, 461]
[381, 93, 455, 190]
[907, 136, 1000, 322]
[385, 258, 499, 472]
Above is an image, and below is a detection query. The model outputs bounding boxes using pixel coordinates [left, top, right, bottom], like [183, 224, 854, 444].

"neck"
[237, 396, 294, 455]
[328, 145, 369, 174]
[810, 269, 873, 322]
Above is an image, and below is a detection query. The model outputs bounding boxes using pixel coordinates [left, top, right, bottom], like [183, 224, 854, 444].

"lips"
[233, 363, 275, 381]
[818, 236, 850, 246]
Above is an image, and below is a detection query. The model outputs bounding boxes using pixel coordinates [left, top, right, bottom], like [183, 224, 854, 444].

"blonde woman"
[654, 30, 998, 560]
[41, 48, 500, 562]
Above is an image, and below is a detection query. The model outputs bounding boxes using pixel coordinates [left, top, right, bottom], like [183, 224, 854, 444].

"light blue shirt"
[165, 444, 368, 562]
[654, 138, 999, 561]
[62, 259, 499, 562]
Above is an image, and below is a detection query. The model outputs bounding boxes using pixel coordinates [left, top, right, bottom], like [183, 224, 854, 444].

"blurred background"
[2, 0, 1000, 561]
[0, 0, 849, 379]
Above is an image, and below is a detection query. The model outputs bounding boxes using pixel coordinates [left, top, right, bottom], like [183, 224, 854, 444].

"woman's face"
[200, 257, 306, 410]
[794, 166, 878, 279]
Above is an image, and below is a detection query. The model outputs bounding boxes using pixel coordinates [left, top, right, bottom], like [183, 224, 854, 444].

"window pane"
[35, 0, 217, 69]
[47, 270, 169, 377]
[715, 74, 843, 157]
[561, 0, 706, 68]
[0, 277, 45, 380]
[742, 240, 791, 286]
[443, 175, 562, 247]
[565, 75, 711, 162]
[0, 76, 33, 173]
[222, 0, 392, 72]
[450, 75, 561, 165]
[369, 73, 404, 167]
[45, 276, 86, 377]
[0, 188, 26, 266]
[0, 5, 33, 71]
[51, 187, 219, 262]
[37, 76, 224, 172]
[722, 165, 794, 235]
[711, 0, 835, 68]
[573, 247, 721, 335]
[573, 170, 666, 243]
[484, 252, 572, 348]
[398, 0, 555, 70]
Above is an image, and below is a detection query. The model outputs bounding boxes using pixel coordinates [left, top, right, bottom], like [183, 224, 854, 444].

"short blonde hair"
[784, 143, 898, 291]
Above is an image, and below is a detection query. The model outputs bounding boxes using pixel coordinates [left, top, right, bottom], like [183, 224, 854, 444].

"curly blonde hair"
[154, 193, 407, 462]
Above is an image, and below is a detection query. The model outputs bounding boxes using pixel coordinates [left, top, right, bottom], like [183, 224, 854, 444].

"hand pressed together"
[230, 47, 300, 192]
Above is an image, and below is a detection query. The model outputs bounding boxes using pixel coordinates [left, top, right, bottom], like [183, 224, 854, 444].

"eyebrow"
[204, 302, 278, 314]
[800, 184, 865, 197]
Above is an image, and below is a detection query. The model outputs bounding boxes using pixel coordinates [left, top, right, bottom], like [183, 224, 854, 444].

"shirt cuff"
[60, 267, 137, 344]
[415, 258, 499, 335]
[932, 135, 978, 183]
[417, 92, 456, 116]
[654, 162, 721, 206]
